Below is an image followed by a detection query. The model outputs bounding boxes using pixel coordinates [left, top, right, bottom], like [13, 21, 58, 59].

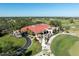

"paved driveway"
[15, 32, 32, 56]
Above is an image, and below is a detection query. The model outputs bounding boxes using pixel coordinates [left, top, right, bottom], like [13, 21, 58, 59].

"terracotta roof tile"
[21, 24, 49, 34]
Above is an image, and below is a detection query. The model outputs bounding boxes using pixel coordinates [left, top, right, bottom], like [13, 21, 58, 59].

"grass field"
[69, 41, 79, 56]
[26, 39, 42, 56]
[0, 34, 25, 47]
[51, 34, 79, 56]
[0, 34, 42, 56]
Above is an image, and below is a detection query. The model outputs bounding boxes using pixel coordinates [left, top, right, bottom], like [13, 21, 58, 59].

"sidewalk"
[35, 32, 76, 56]
[35, 33, 60, 56]
[35, 40, 54, 56]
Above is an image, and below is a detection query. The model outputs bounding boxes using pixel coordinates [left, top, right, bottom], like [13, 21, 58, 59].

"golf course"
[0, 34, 42, 56]
[51, 34, 79, 56]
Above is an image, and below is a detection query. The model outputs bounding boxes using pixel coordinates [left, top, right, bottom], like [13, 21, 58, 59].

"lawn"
[0, 34, 42, 56]
[0, 34, 26, 55]
[69, 41, 79, 56]
[25, 38, 42, 56]
[0, 34, 25, 47]
[51, 34, 79, 56]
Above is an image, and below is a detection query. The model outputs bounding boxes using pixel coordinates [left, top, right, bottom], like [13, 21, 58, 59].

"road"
[14, 32, 32, 56]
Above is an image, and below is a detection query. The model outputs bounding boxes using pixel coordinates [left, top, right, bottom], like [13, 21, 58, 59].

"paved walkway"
[35, 32, 77, 56]
[35, 33, 61, 56]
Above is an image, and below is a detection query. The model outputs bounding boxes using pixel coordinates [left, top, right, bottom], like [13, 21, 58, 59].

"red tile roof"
[21, 24, 50, 34]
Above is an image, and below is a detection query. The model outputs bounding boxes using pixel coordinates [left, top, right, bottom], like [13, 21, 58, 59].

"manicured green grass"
[69, 41, 79, 56]
[0, 34, 42, 56]
[0, 34, 25, 47]
[51, 34, 79, 56]
[26, 39, 42, 56]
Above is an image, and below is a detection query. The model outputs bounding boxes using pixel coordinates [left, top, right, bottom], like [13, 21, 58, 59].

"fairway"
[0, 34, 25, 47]
[69, 41, 79, 56]
[51, 34, 79, 56]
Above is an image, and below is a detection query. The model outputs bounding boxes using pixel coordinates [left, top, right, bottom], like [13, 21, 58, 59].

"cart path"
[35, 32, 76, 56]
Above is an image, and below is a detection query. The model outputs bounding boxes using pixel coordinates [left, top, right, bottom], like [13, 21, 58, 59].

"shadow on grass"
[25, 51, 32, 56]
